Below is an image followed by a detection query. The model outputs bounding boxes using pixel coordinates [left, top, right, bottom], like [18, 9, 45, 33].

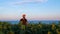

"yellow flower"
[8, 31, 14, 34]
[52, 24, 56, 30]
[48, 31, 51, 34]
[0, 25, 2, 29]
[38, 24, 42, 28]
[56, 29, 60, 34]
[57, 31, 60, 34]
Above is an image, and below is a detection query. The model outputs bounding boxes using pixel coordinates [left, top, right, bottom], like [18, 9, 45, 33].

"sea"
[1, 20, 60, 24]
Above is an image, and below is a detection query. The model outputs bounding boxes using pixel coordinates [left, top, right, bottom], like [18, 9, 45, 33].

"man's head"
[22, 14, 26, 18]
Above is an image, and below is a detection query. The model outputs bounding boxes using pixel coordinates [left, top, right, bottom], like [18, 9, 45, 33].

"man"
[20, 14, 27, 26]
[20, 14, 28, 30]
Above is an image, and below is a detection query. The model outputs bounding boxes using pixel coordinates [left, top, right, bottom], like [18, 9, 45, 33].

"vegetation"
[0, 21, 60, 34]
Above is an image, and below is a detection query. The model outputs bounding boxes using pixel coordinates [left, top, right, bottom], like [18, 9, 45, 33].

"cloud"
[22, 0, 48, 2]
[9, 0, 48, 5]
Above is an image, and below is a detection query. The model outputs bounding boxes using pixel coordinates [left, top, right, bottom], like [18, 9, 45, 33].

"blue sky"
[0, 0, 60, 21]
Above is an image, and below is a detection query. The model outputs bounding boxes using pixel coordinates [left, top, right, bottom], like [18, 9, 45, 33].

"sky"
[0, 0, 60, 21]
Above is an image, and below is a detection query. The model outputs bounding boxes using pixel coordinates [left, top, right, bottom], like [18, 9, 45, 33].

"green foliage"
[0, 21, 60, 34]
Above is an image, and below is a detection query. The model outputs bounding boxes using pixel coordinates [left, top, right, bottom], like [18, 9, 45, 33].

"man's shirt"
[20, 18, 27, 25]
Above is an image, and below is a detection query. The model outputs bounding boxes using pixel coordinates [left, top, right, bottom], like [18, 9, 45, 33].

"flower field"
[0, 21, 60, 34]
